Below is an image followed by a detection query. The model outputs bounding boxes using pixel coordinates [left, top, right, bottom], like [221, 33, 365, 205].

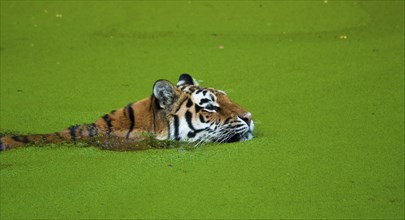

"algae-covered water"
[1, 1, 404, 219]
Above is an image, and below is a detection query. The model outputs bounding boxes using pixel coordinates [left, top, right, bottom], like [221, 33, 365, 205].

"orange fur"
[0, 74, 254, 151]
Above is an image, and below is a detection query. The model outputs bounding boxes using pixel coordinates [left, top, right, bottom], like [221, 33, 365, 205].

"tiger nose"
[238, 112, 252, 125]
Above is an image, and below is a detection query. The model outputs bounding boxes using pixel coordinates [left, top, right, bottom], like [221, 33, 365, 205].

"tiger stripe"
[173, 115, 180, 141]
[87, 123, 98, 137]
[11, 135, 29, 144]
[69, 125, 80, 141]
[184, 110, 205, 138]
[126, 103, 135, 139]
[102, 114, 113, 135]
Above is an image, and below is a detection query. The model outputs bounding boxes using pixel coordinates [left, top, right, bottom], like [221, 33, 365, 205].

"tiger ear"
[177, 73, 199, 86]
[153, 80, 178, 109]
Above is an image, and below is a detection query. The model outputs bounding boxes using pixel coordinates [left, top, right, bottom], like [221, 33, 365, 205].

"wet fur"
[0, 74, 254, 151]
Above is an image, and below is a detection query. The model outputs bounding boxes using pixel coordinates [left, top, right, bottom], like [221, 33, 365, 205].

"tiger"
[0, 74, 254, 151]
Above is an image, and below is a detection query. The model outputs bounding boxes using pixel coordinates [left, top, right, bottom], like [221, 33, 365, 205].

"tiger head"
[152, 74, 254, 144]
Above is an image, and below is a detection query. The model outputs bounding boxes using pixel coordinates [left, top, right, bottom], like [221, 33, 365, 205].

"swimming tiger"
[0, 74, 254, 151]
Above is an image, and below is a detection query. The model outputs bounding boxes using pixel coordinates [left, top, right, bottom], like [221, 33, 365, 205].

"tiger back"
[0, 74, 254, 151]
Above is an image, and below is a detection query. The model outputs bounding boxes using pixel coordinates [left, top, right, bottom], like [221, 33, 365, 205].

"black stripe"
[102, 114, 113, 135]
[185, 110, 204, 133]
[224, 117, 232, 124]
[199, 98, 210, 105]
[126, 104, 135, 139]
[187, 131, 196, 138]
[195, 105, 203, 113]
[23, 136, 30, 143]
[186, 99, 193, 108]
[185, 111, 196, 130]
[203, 90, 207, 96]
[234, 123, 245, 128]
[69, 125, 79, 141]
[21, 136, 29, 143]
[12, 135, 29, 144]
[199, 114, 206, 123]
[188, 87, 196, 93]
[174, 115, 180, 140]
[196, 90, 202, 94]
[87, 123, 97, 137]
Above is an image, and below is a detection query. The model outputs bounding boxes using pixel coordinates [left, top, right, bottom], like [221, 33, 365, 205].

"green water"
[1, 1, 404, 219]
